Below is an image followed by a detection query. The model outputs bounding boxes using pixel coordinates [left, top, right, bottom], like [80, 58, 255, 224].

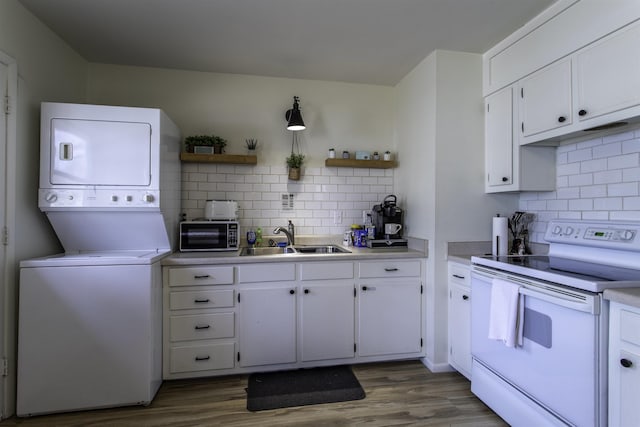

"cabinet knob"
[462, 295, 469, 301]
[502, 177, 509, 182]
[558, 116, 566, 123]
[362, 286, 368, 291]
[621, 358, 633, 368]
[578, 109, 588, 117]
[289, 289, 295, 295]
[304, 289, 309, 294]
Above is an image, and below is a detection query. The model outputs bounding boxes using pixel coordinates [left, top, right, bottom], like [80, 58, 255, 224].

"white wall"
[0, 0, 87, 417]
[395, 50, 518, 369]
[86, 64, 397, 234]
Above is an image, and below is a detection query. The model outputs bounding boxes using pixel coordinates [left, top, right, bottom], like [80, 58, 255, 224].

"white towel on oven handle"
[488, 278, 524, 348]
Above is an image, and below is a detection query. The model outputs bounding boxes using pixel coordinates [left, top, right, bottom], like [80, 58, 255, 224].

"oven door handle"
[473, 268, 598, 314]
[518, 287, 595, 313]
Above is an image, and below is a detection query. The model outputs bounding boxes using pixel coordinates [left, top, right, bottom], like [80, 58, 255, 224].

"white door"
[576, 21, 640, 122]
[519, 58, 572, 140]
[300, 281, 354, 362]
[485, 86, 514, 189]
[0, 52, 16, 419]
[238, 285, 297, 367]
[358, 280, 422, 357]
[49, 119, 152, 186]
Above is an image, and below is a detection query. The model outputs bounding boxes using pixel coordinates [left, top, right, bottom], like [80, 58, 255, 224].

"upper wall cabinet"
[484, 0, 640, 96]
[576, 22, 640, 125]
[485, 86, 556, 193]
[519, 59, 573, 143]
[517, 20, 640, 145]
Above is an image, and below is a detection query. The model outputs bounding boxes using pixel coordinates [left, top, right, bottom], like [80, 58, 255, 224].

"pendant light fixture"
[285, 96, 306, 131]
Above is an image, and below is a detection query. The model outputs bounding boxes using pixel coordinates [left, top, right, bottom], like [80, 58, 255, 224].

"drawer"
[237, 263, 295, 283]
[170, 313, 235, 342]
[169, 289, 234, 310]
[358, 260, 421, 278]
[300, 261, 354, 280]
[449, 263, 471, 287]
[621, 308, 640, 346]
[168, 266, 234, 287]
[170, 342, 235, 373]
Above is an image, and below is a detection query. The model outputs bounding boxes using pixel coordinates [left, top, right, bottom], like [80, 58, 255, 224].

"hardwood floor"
[4, 361, 507, 426]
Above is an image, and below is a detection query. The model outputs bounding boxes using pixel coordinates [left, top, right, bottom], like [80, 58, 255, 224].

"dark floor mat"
[246, 365, 366, 411]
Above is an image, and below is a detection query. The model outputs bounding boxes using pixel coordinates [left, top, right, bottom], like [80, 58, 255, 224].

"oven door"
[471, 267, 604, 427]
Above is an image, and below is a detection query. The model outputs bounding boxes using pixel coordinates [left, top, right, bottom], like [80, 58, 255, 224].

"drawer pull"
[195, 325, 211, 330]
[621, 358, 633, 368]
[453, 274, 465, 279]
[194, 274, 211, 279]
[462, 295, 469, 301]
[194, 298, 210, 303]
[195, 355, 211, 362]
[384, 268, 399, 272]
[362, 286, 376, 291]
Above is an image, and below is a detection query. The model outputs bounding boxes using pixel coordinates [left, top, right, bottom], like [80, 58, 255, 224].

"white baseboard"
[420, 357, 455, 373]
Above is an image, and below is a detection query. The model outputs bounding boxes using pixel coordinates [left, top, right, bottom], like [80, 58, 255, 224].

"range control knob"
[620, 230, 635, 241]
[565, 226, 574, 236]
[45, 193, 58, 203]
[552, 226, 562, 235]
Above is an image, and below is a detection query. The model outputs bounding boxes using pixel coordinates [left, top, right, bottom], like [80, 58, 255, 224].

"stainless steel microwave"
[179, 221, 239, 252]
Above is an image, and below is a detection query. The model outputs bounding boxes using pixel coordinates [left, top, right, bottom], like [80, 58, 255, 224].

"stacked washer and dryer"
[17, 103, 181, 416]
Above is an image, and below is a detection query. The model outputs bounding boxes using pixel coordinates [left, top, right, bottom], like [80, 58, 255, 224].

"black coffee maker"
[371, 195, 404, 239]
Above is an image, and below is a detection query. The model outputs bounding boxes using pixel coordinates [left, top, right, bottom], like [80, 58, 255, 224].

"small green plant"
[184, 134, 228, 153]
[286, 153, 305, 168]
[245, 139, 258, 150]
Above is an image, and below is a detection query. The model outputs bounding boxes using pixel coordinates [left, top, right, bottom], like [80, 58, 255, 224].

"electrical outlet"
[333, 210, 343, 225]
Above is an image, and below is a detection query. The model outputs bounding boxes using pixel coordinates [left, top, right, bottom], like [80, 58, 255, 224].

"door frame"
[0, 50, 18, 419]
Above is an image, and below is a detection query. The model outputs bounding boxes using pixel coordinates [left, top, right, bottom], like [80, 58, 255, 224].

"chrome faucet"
[273, 222, 295, 245]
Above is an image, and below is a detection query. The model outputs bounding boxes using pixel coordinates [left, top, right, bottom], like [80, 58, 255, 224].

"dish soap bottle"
[288, 220, 295, 245]
[255, 227, 263, 247]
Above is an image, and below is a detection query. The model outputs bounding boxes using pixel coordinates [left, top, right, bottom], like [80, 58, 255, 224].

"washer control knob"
[552, 226, 562, 235]
[143, 194, 155, 203]
[111, 195, 118, 202]
[126, 195, 133, 202]
[45, 193, 58, 202]
[565, 226, 574, 236]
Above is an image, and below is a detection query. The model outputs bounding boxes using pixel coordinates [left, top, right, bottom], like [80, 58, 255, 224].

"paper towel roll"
[492, 216, 509, 257]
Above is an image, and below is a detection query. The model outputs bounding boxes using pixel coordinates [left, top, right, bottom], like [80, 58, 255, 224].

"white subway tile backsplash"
[522, 127, 640, 243]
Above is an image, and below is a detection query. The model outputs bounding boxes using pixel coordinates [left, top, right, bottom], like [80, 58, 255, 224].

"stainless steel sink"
[240, 246, 296, 256]
[293, 245, 351, 254]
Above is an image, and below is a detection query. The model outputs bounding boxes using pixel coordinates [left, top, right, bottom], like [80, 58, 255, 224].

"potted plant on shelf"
[286, 153, 305, 180]
[184, 134, 228, 154]
[245, 138, 258, 155]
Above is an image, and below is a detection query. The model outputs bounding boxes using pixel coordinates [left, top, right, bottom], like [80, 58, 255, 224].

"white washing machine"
[17, 250, 167, 417]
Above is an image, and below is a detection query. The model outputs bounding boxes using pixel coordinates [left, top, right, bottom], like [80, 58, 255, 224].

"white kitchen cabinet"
[299, 262, 355, 362]
[485, 86, 556, 193]
[519, 58, 573, 142]
[609, 301, 640, 427]
[237, 284, 297, 367]
[356, 260, 423, 358]
[576, 21, 640, 125]
[447, 261, 472, 380]
[300, 281, 355, 362]
[163, 266, 237, 379]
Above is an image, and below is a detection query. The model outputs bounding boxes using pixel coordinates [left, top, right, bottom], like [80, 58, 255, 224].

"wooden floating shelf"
[180, 152, 257, 165]
[325, 158, 397, 169]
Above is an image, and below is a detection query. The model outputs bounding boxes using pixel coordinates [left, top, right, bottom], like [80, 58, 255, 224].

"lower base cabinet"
[237, 285, 297, 367]
[163, 257, 426, 379]
[609, 301, 640, 426]
[448, 261, 472, 379]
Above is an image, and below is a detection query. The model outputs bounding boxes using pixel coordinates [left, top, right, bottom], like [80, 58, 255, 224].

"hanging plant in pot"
[286, 153, 305, 180]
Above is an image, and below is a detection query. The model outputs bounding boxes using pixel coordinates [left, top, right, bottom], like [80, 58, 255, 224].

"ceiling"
[19, 0, 556, 86]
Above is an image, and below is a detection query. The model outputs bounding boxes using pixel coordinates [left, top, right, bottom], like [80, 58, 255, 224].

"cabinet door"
[238, 285, 297, 367]
[485, 86, 514, 189]
[358, 280, 422, 357]
[520, 59, 572, 140]
[576, 22, 640, 122]
[300, 281, 355, 362]
[449, 283, 472, 379]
